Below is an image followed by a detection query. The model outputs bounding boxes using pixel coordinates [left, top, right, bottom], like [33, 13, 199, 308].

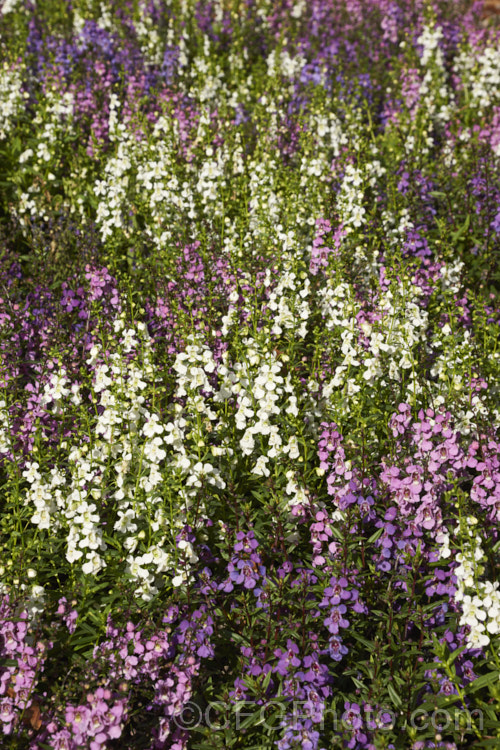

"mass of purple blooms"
[1, 0, 500, 748]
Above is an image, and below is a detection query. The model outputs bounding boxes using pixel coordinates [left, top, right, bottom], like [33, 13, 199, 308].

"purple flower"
[229, 678, 248, 702]
[328, 635, 348, 662]
[343, 701, 363, 729]
[275, 640, 301, 676]
[234, 530, 259, 554]
[324, 605, 349, 635]
[322, 576, 351, 606]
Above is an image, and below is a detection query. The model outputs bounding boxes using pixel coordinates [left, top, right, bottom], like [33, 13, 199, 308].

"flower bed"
[1, 0, 500, 748]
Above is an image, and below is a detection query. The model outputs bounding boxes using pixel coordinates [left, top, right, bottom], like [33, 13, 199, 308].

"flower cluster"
[1, 0, 500, 747]
[0, 596, 49, 737]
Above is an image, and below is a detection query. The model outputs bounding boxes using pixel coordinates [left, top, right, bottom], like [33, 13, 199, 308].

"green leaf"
[262, 669, 273, 691]
[448, 645, 467, 666]
[349, 676, 365, 690]
[330, 525, 344, 541]
[367, 527, 384, 543]
[387, 682, 402, 708]
[451, 214, 470, 243]
[350, 632, 375, 650]
[475, 700, 498, 723]
[469, 671, 500, 693]
[237, 709, 263, 730]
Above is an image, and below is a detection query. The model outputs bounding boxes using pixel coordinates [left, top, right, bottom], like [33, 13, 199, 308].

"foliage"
[0, 0, 500, 748]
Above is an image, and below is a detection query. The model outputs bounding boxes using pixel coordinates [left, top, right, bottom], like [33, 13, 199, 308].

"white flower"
[121, 328, 138, 352]
[144, 437, 166, 463]
[235, 396, 254, 429]
[461, 594, 487, 628]
[114, 509, 137, 533]
[252, 455, 270, 477]
[23, 462, 41, 484]
[66, 544, 83, 563]
[19, 147, 33, 162]
[150, 545, 170, 573]
[31, 508, 52, 529]
[25, 585, 45, 619]
[283, 435, 300, 460]
[486, 617, 500, 635]
[267, 427, 282, 458]
[240, 429, 255, 456]
[178, 539, 198, 563]
[466, 625, 490, 649]
[287, 396, 299, 417]
[143, 414, 164, 437]
[399, 351, 413, 370]
[123, 536, 138, 553]
[94, 365, 112, 393]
